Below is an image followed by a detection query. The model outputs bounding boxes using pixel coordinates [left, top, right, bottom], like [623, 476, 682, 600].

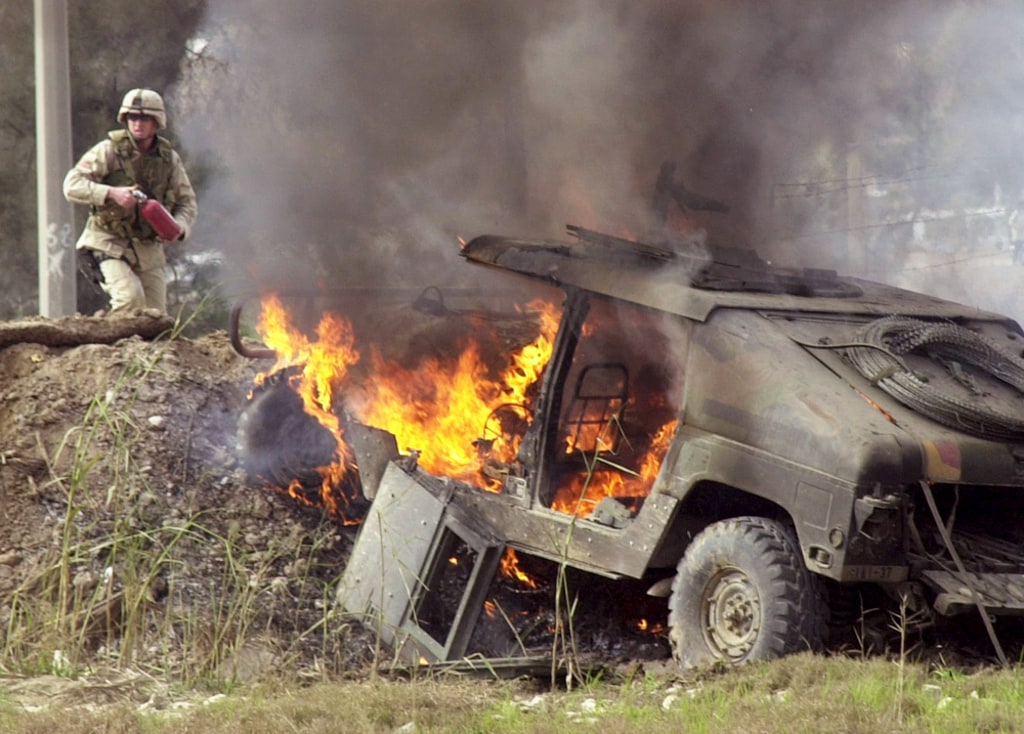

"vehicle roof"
[460, 226, 1011, 324]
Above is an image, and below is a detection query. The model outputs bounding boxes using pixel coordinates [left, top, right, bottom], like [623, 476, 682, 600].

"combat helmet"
[117, 88, 167, 128]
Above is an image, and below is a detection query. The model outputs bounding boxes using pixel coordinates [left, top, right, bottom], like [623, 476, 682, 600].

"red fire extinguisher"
[132, 190, 183, 241]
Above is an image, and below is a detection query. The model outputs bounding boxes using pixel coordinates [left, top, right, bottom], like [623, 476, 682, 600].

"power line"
[774, 206, 1008, 241]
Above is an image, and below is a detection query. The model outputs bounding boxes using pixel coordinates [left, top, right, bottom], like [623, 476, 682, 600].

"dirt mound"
[0, 317, 366, 680]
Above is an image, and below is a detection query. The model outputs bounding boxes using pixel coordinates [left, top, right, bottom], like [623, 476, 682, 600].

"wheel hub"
[701, 567, 761, 660]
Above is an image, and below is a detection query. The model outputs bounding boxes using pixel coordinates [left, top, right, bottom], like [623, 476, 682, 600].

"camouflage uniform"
[63, 90, 197, 314]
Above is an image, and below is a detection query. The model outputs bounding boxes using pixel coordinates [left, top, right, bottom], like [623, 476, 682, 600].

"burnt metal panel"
[656, 427, 911, 580]
[769, 313, 1024, 485]
[343, 421, 399, 500]
[336, 464, 448, 647]
[460, 233, 1009, 324]
[451, 483, 681, 579]
[396, 512, 503, 663]
[336, 463, 505, 663]
[683, 309, 914, 484]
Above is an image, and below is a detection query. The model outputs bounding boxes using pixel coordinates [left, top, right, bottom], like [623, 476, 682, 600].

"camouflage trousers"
[98, 256, 167, 313]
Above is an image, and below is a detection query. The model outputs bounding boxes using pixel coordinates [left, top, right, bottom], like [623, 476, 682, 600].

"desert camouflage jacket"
[63, 129, 198, 263]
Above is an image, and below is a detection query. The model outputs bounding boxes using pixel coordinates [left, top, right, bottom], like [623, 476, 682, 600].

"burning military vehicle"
[233, 222, 1024, 669]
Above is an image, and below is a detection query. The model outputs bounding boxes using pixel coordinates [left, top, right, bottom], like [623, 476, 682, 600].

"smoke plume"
[172, 1, 1024, 319]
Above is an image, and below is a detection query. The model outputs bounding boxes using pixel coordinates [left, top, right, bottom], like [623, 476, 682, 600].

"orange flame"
[551, 419, 679, 517]
[636, 618, 664, 635]
[257, 295, 359, 437]
[256, 295, 363, 521]
[499, 548, 540, 589]
[253, 293, 675, 522]
[353, 299, 559, 483]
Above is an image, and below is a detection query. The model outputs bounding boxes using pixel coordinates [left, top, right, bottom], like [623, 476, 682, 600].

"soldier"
[64, 88, 198, 314]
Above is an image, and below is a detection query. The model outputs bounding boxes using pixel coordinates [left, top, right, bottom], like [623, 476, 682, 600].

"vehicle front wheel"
[668, 516, 825, 668]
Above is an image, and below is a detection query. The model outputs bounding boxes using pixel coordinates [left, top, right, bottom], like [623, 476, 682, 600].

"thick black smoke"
[172, 1, 1024, 318]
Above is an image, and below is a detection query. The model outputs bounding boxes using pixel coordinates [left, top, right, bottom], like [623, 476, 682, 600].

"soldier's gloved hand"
[106, 186, 138, 210]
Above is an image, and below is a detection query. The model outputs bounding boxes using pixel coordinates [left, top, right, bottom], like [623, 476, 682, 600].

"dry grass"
[2, 653, 1024, 733]
[0, 330, 350, 685]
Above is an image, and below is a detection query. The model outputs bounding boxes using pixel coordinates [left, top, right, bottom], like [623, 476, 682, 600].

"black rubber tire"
[668, 516, 825, 668]
[236, 377, 338, 489]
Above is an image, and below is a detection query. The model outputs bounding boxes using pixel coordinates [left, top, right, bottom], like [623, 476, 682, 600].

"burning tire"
[237, 372, 384, 523]
[667, 516, 825, 668]
[237, 374, 339, 491]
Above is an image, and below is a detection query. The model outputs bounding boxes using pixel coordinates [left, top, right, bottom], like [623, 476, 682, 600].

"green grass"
[4, 654, 1024, 733]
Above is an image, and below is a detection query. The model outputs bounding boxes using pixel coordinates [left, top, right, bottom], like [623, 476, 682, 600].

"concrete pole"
[34, 0, 77, 317]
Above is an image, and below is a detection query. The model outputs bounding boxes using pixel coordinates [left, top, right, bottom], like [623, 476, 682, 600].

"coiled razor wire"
[844, 316, 1024, 441]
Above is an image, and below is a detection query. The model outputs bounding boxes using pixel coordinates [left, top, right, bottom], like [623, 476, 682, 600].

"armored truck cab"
[242, 225, 1024, 668]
